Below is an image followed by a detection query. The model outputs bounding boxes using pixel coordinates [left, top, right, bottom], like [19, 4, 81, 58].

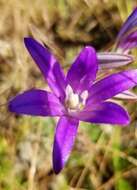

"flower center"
[65, 85, 88, 112]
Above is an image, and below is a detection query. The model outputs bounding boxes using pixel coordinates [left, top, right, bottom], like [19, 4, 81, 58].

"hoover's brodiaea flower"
[99, 8, 137, 69]
[115, 7, 137, 53]
[98, 8, 137, 100]
[8, 38, 137, 174]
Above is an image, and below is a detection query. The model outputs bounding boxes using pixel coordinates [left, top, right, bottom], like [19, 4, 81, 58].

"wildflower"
[98, 8, 137, 100]
[115, 7, 137, 53]
[8, 38, 137, 174]
[99, 8, 137, 69]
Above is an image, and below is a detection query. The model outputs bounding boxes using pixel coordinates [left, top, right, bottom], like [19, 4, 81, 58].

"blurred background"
[0, 0, 137, 189]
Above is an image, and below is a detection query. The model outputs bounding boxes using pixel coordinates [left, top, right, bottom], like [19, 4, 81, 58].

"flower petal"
[8, 89, 64, 116]
[66, 46, 98, 93]
[24, 38, 66, 99]
[76, 102, 130, 126]
[98, 52, 133, 69]
[53, 116, 79, 174]
[118, 31, 137, 51]
[116, 8, 137, 46]
[87, 69, 137, 104]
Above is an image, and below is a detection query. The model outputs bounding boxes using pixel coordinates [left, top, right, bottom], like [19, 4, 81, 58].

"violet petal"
[118, 31, 137, 51]
[9, 89, 64, 116]
[66, 46, 98, 94]
[87, 69, 137, 105]
[24, 38, 66, 99]
[53, 116, 79, 174]
[76, 102, 130, 126]
[116, 8, 137, 46]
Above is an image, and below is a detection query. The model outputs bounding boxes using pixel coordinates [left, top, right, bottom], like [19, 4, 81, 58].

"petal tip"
[53, 157, 63, 175]
[8, 97, 19, 113]
[8, 100, 14, 112]
[24, 37, 34, 46]
[8, 100, 17, 114]
[120, 111, 130, 126]
[123, 118, 130, 126]
[84, 45, 96, 52]
[53, 166, 62, 175]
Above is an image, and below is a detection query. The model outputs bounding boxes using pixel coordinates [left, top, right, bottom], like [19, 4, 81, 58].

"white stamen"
[65, 85, 79, 109]
[65, 85, 73, 99]
[65, 85, 88, 112]
[81, 90, 88, 105]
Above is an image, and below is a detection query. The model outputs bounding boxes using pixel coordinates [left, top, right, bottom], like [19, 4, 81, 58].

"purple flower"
[98, 8, 137, 101]
[115, 7, 137, 53]
[99, 8, 137, 69]
[8, 38, 137, 174]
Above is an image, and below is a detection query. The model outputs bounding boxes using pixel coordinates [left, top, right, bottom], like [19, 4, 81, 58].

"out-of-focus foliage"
[0, 0, 137, 189]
